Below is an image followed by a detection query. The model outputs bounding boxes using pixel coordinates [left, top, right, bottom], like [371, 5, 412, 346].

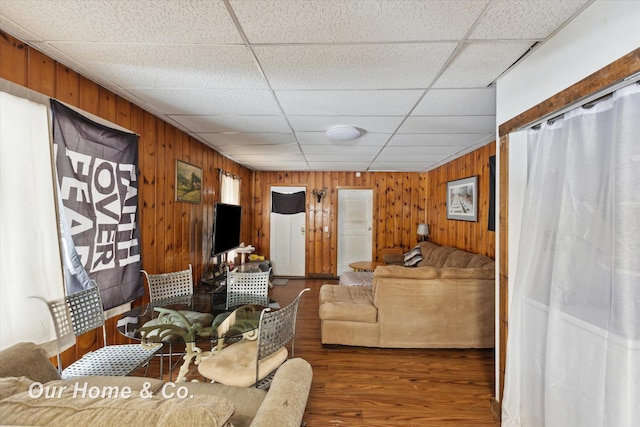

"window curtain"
[502, 82, 640, 426]
[0, 91, 65, 354]
[220, 171, 240, 260]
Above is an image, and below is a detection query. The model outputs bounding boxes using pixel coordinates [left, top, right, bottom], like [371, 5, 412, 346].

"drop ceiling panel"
[377, 145, 465, 157]
[433, 41, 536, 88]
[470, 0, 591, 40]
[1, 0, 241, 44]
[413, 88, 496, 116]
[307, 162, 373, 171]
[387, 133, 492, 147]
[302, 145, 382, 156]
[276, 90, 424, 116]
[129, 89, 281, 115]
[296, 132, 389, 146]
[218, 143, 302, 156]
[398, 116, 495, 134]
[199, 132, 297, 147]
[289, 116, 403, 133]
[169, 115, 290, 133]
[232, 0, 488, 43]
[46, 43, 268, 90]
[254, 43, 458, 90]
[369, 161, 438, 172]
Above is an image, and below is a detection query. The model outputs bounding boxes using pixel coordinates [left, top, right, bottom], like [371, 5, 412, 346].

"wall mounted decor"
[176, 159, 202, 203]
[446, 176, 477, 222]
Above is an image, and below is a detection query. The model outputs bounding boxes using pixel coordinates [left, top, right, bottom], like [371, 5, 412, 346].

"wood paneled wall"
[425, 142, 496, 258]
[253, 171, 427, 277]
[253, 143, 495, 277]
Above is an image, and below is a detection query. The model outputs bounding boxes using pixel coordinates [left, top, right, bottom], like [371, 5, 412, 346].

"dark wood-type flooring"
[137, 278, 500, 426]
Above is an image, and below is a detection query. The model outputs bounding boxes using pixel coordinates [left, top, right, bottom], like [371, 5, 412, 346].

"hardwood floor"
[139, 278, 500, 426]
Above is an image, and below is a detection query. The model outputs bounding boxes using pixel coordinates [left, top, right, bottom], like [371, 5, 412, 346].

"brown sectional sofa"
[0, 342, 312, 427]
[319, 241, 495, 348]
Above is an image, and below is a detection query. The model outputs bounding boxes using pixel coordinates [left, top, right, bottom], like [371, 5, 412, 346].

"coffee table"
[348, 261, 382, 272]
[117, 293, 266, 382]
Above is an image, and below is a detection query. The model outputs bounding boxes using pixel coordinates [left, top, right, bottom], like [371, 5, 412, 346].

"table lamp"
[417, 223, 429, 241]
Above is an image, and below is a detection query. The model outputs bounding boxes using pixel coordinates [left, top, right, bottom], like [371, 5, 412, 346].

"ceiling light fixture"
[326, 126, 361, 141]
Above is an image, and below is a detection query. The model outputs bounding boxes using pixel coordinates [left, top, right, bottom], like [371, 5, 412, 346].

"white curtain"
[220, 171, 240, 205]
[502, 82, 640, 426]
[0, 91, 66, 354]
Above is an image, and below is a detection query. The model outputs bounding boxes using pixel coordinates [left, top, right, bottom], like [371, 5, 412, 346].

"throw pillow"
[403, 246, 423, 267]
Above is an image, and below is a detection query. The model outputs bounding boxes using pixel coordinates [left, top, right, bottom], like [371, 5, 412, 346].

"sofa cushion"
[319, 284, 377, 322]
[419, 245, 457, 268]
[0, 376, 34, 401]
[403, 245, 423, 267]
[441, 249, 475, 268]
[181, 380, 267, 427]
[440, 267, 495, 279]
[0, 389, 235, 427]
[0, 342, 61, 384]
[467, 254, 495, 268]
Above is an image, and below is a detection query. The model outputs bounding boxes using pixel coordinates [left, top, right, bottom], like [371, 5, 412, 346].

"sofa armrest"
[250, 358, 312, 427]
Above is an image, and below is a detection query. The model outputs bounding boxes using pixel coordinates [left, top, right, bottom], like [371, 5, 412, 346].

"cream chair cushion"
[198, 339, 288, 387]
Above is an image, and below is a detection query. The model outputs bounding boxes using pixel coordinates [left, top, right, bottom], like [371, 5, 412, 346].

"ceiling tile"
[307, 162, 372, 171]
[169, 115, 290, 133]
[0, 0, 242, 44]
[432, 41, 535, 88]
[129, 89, 281, 115]
[218, 143, 302, 156]
[368, 161, 438, 172]
[46, 43, 268, 90]
[377, 145, 465, 157]
[398, 116, 495, 134]
[387, 133, 493, 147]
[254, 43, 457, 90]
[296, 132, 389, 146]
[289, 116, 403, 133]
[231, 0, 488, 43]
[198, 132, 297, 146]
[413, 88, 496, 115]
[276, 90, 424, 116]
[470, 0, 590, 40]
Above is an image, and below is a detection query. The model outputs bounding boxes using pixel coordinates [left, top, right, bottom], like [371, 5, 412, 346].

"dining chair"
[197, 287, 309, 389]
[226, 267, 271, 309]
[40, 284, 161, 380]
[141, 264, 213, 378]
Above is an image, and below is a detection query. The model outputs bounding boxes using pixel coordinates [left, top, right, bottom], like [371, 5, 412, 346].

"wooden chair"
[40, 285, 161, 380]
[198, 288, 309, 389]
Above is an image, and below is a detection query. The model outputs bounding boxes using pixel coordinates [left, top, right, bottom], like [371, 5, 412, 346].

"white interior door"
[337, 189, 373, 275]
[269, 186, 306, 276]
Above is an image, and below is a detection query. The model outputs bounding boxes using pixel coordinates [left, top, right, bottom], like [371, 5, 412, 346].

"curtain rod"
[531, 78, 640, 130]
[218, 168, 241, 180]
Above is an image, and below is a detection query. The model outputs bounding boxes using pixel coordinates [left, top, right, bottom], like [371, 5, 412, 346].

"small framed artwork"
[176, 159, 202, 203]
[446, 176, 478, 222]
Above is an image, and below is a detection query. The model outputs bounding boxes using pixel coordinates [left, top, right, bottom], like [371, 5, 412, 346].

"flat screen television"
[211, 202, 242, 257]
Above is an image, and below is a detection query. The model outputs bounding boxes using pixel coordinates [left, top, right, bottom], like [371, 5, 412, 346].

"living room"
[1, 1, 639, 426]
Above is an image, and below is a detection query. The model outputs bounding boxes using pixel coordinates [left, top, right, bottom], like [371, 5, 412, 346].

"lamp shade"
[326, 126, 361, 141]
[417, 223, 429, 236]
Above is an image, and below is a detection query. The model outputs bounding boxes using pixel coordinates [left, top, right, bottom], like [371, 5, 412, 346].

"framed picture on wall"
[176, 159, 202, 203]
[446, 176, 478, 222]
